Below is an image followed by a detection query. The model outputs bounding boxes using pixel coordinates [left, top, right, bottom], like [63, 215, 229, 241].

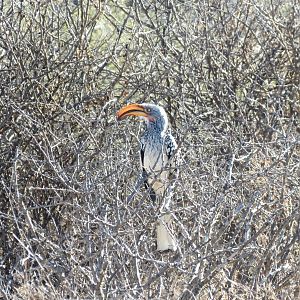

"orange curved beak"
[116, 103, 148, 121]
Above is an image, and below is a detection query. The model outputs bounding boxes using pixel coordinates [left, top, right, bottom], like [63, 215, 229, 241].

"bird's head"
[116, 103, 168, 132]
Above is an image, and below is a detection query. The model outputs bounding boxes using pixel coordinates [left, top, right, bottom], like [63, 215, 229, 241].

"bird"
[116, 103, 178, 251]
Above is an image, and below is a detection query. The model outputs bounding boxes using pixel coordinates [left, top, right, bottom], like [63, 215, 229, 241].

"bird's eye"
[146, 108, 151, 113]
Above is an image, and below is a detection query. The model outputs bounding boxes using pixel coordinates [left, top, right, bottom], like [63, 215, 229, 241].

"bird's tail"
[156, 213, 177, 251]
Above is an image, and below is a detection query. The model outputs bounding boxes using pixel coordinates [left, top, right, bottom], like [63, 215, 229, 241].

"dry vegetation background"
[0, 0, 299, 299]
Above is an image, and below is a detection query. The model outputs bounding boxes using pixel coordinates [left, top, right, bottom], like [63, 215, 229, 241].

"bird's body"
[141, 130, 177, 199]
[117, 103, 178, 251]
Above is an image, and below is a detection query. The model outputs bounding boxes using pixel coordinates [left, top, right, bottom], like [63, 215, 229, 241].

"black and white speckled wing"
[140, 138, 148, 179]
[164, 131, 180, 183]
[140, 139, 156, 202]
[165, 131, 177, 161]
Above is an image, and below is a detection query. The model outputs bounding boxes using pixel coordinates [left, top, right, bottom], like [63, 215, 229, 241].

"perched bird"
[116, 103, 178, 251]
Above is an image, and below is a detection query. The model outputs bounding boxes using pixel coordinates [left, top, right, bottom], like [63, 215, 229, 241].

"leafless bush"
[0, 0, 299, 299]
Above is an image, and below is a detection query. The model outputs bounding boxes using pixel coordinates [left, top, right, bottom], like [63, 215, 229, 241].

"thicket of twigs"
[0, 0, 299, 299]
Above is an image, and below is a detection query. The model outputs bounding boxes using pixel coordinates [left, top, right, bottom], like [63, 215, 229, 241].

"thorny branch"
[0, 0, 299, 299]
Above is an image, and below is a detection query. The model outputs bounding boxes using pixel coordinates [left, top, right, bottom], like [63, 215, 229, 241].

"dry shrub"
[0, 0, 299, 299]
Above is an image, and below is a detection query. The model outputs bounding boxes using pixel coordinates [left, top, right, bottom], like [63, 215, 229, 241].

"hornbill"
[116, 103, 178, 251]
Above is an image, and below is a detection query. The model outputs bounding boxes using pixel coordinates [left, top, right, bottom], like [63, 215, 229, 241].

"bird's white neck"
[145, 119, 168, 137]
